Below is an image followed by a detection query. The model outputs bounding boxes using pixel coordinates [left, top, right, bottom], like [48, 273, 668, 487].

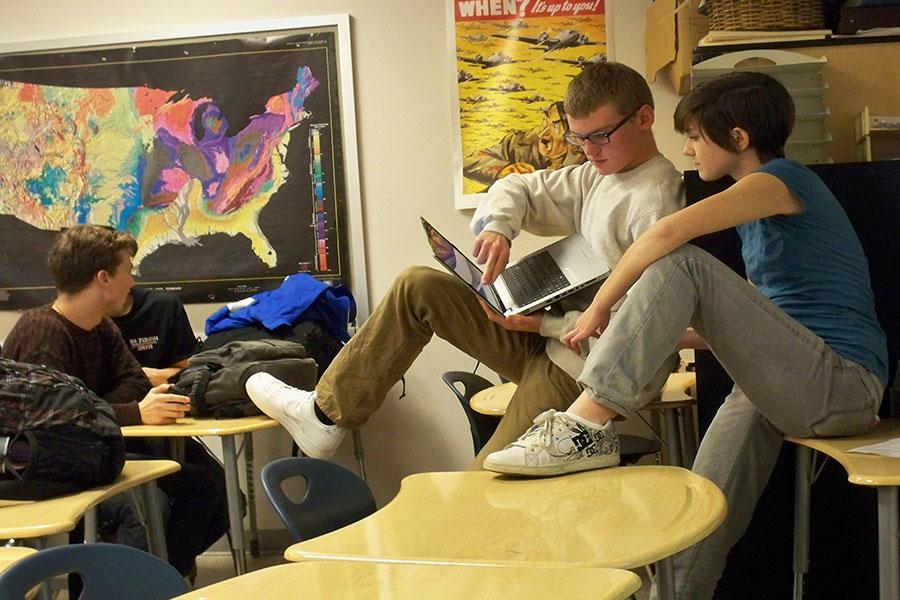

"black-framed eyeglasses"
[563, 107, 639, 147]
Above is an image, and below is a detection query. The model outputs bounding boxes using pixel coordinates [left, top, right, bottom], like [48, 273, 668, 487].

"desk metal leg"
[142, 482, 169, 562]
[663, 410, 683, 467]
[793, 446, 813, 600]
[222, 435, 246, 575]
[244, 432, 260, 558]
[877, 486, 899, 600]
[657, 556, 676, 600]
[681, 407, 698, 469]
[83, 507, 97, 543]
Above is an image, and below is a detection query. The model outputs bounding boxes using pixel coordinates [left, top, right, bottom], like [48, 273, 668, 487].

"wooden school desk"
[121, 416, 278, 574]
[0, 460, 178, 557]
[789, 419, 900, 600]
[285, 466, 726, 600]
[175, 560, 643, 600]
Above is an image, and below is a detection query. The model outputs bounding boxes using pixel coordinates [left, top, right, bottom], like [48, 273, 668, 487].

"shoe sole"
[283, 420, 341, 460]
[482, 453, 620, 477]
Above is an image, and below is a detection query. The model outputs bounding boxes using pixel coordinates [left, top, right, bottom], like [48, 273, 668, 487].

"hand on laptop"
[472, 231, 510, 284]
[478, 299, 543, 333]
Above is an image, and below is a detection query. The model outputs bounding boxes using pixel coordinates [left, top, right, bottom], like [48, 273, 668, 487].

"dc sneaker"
[483, 409, 620, 476]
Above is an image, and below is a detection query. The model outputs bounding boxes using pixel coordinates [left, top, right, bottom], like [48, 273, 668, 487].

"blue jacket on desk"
[205, 273, 356, 342]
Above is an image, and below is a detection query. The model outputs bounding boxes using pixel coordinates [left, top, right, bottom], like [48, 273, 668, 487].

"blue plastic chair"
[0, 543, 187, 600]
[261, 457, 376, 543]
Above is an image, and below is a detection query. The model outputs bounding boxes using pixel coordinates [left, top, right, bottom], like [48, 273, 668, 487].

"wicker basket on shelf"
[704, 0, 826, 31]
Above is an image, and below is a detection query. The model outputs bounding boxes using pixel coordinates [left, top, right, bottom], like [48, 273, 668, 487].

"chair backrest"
[0, 543, 187, 599]
[441, 371, 501, 454]
[261, 457, 376, 543]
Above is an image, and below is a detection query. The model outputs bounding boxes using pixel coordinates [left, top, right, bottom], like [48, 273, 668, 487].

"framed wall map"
[0, 15, 368, 318]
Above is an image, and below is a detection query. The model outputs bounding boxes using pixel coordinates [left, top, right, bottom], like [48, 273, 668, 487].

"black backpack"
[169, 339, 318, 419]
[0, 359, 126, 500]
[199, 320, 344, 378]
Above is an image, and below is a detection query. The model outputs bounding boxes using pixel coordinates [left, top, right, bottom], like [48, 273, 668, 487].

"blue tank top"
[736, 158, 887, 384]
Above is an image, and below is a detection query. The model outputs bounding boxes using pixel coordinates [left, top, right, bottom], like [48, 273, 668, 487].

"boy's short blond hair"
[564, 62, 654, 119]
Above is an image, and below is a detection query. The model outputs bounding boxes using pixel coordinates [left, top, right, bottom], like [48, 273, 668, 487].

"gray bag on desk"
[170, 340, 318, 419]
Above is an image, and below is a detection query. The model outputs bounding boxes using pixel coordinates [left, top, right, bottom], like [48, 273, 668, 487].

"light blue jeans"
[578, 245, 884, 599]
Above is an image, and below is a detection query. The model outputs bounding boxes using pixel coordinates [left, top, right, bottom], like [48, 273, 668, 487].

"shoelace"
[515, 410, 572, 450]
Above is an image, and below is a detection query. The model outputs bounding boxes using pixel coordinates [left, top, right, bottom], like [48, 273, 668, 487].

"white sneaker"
[245, 372, 346, 459]
[483, 409, 620, 477]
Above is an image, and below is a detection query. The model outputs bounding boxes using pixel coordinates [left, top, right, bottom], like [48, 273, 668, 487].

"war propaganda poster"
[451, 0, 607, 208]
[0, 22, 364, 310]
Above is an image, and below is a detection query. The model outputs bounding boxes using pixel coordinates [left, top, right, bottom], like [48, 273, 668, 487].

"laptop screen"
[422, 219, 505, 313]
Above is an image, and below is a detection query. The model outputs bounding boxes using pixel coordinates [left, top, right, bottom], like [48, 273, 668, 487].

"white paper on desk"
[847, 439, 900, 458]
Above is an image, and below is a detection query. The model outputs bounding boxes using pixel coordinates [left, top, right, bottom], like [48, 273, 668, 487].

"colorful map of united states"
[0, 66, 319, 270]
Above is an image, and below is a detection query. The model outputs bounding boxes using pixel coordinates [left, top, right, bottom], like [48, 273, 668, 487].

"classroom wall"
[0, 0, 690, 539]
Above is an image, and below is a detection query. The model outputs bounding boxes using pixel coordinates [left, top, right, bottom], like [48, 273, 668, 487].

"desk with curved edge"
[121, 416, 278, 575]
[469, 381, 517, 417]
[285, 466, 726, 600]
[788, 419, 900, 600]
[468, 374, 696, 416]
[175, 560, 642, 600]
[0, 460, 178, 557]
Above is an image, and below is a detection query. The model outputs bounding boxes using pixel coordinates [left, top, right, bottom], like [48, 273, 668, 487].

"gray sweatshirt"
[470, 153, 685, 379]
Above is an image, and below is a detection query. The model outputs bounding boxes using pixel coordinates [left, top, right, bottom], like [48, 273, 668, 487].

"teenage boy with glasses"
[244, 62, 685, 469]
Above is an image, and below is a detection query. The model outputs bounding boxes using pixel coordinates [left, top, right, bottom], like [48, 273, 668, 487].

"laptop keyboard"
[503, 252, 570, 307]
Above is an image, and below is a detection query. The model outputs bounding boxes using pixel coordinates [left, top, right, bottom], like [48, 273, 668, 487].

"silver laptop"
[421, 217, 609, 317]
